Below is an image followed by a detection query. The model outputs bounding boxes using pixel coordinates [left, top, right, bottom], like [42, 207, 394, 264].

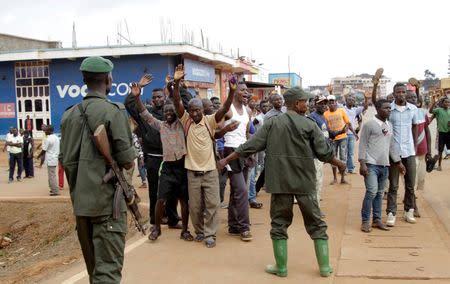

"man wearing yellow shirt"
[324, 95, 354, 184]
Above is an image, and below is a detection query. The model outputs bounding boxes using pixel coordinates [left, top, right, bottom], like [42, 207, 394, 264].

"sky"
[1, 0, 449, 87]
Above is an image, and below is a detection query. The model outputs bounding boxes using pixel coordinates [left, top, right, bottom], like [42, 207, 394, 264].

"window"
[19, 119, 23, 130]
[33, 78, 49, 85]
[46, 119, 50, 125]
[36, 119, 44, 131]
[17, 88, 21, 98]
[33, 87, 38, 97]
[25, 100, 32, 112]
[18, 101, 22, 112]
[35, 99, 43, 112]
[16, 79, 32, 86]
[45, 99, 49, 111]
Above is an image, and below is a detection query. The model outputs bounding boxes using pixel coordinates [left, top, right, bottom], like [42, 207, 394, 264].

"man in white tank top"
[223, 81, 253, 241]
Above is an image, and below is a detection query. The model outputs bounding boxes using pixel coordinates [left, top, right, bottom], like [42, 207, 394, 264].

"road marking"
[62, 236, 148, 284]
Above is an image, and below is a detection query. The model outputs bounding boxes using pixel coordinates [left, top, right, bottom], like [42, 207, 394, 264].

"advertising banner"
[0, 103, 15, 118]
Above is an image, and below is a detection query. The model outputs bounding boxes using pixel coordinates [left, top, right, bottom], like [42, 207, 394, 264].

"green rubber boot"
[265, 239, 288, 277]
[314, 239, 333, 277]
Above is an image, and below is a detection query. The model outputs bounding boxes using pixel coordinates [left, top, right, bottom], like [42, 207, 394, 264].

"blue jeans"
[138, 162, 147, 184]
[248, 167, 257, 202]
[332, 138, 347, 163]
[346, 134, 356, 172]
[361, 164, 389, 223]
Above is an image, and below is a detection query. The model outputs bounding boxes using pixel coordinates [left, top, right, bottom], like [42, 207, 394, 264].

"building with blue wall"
[0, 43, 257, 137]
[268, 73, 302, 88]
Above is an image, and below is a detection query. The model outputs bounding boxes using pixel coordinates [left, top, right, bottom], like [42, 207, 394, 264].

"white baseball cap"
[326, 95, 336, 101]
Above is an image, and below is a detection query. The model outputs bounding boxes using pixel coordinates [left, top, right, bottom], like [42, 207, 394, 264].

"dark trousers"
[9, 152, 23, 180]
[270, 193, 328, 240]
[23, 157, 34, 177]
[218, 169, 227, 203]
[224, 147, 250, 233]
[144, 155, 179, 225]
[387, 156, 416, 215]
[227, 169, 250, 233]
[76, 213, 127, 284]
[256, 168, 265, 193]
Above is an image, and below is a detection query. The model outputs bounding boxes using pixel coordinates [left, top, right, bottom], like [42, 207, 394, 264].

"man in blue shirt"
[373, 83, 418, 226]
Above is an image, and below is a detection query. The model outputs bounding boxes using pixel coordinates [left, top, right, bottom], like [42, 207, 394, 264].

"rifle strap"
[77, 103, 95, 138]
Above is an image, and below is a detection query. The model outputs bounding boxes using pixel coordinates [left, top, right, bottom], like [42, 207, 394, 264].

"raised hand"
[174, 64, 185, 82]
[326, 84, 333, 94]
[138, 74, 153, 88]
[130, 82, 141, 97]
[165, 74, 173, 84]
[228, 74, 238, 93]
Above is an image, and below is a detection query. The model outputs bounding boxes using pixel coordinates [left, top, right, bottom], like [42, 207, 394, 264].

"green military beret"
[79, 56, 114, 73]
[283, 86, 314, 101]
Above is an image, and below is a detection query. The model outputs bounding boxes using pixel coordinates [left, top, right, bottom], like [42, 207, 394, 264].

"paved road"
[2, 106, 450, 283]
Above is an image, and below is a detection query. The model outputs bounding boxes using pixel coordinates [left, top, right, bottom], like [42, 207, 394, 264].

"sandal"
[372, 68, 384, 84]
[408, 77, 420, 88]
[194, 234, 205, 242]
[148, 228, 161, 241]
[249, 201, 263, 209]
[205, 238, 216, 248]
[180, 231, 194, 241]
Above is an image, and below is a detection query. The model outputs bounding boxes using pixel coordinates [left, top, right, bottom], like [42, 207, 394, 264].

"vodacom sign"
[57, 83, 132, 98]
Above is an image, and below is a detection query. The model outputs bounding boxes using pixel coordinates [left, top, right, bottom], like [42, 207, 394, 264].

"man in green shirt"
[218, 87, 346, 277]
[429, 96, 450, 171]
[59, 56, 135, 283]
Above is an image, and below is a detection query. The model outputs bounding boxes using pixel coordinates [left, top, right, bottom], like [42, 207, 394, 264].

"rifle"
[93, 124, 147, 235]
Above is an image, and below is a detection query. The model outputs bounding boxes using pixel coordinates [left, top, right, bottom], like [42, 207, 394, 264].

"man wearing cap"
[324, 94, 353, 184]
[218, 87, 346, 278]
[59, 56, 135, 283]
[309, 95, 329, 218]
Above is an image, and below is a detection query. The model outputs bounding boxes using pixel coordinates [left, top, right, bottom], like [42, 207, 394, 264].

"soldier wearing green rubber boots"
[59, 56, 135, 283]
[218, 86, 346, 277]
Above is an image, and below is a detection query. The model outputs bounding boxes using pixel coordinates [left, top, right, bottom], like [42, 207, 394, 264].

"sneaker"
[386, 212, 396, 227]
[240, 231, 253, 242]
[361, 222, 371, 233]
[220, 202, 228, 209]
[8, 179, 13, 184]
[404, 209, 416, 224]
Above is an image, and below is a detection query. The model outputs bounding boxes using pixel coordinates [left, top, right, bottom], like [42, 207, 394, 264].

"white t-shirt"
[7, 134, 23, 154]
[42, 134, 60, 166]
[5, 133, 12, 153]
